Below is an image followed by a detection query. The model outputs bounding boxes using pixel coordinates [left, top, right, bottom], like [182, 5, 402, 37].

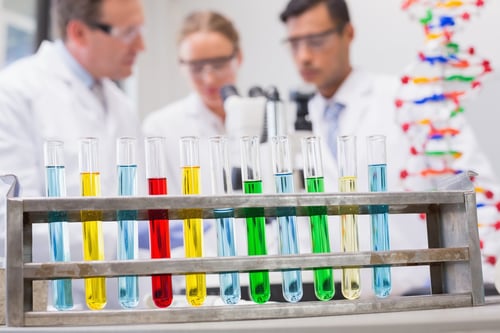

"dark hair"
[54, 0, 104, 40]
[178, 11, 240, 52]
[280, 0, 350, 30]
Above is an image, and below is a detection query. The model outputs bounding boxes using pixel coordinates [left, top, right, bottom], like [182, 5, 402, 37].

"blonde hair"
[178, 11, 240, 51]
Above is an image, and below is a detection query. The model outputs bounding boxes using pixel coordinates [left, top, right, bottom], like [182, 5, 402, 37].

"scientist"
[0, 0, 146, 308]
[280, 0, 500, 295]
[142, 10, 243, 195]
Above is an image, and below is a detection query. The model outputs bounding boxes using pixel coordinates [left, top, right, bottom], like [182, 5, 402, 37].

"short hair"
[280, 0, 350, 30]
[178, 11, 240, 52]
[54, 0, 104, 40]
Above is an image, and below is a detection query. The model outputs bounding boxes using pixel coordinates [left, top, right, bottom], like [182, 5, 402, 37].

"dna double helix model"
[396, 0, 498, 267]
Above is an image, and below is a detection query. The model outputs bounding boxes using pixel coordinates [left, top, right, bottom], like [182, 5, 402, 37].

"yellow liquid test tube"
[180, 137, 206, 306]
[339, 176, 360, 300]
[79, 138, 106, 310]
[337, 136, 361, 300]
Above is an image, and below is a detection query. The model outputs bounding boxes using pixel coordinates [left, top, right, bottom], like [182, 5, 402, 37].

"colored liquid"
[243, 180, 270, 304]
[182, 166, 206, 306]
[148, 177, 173, 308]
[117, 165, 139, 308]
[274, 173, 302, 303]
[368, 164, 391, 298]
[80, 172, 106, 310]
[339, 176, 361, 300]
[46, 166, 73, 310]
[214, 208, 241, 304]
[305, 177, 335, 301]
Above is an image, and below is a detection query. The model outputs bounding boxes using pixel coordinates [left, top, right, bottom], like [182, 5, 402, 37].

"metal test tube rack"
[5, 190, 484, 327]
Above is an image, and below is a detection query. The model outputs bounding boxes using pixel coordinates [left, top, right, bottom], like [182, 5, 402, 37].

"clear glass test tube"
[367, 135, 391, 298]
[337, 135, 361, 300]
[240, 136, 270, 304]
[145, 136, 173, 308]
[301, 136, 335, 301]
[208, 136, 241, 304]
[180, 136, 206, 306]
[44, 140, 73, 310]
[79, 137, 106, 310]
[271, 136, 303, 303]
[116, 137, 139, 308]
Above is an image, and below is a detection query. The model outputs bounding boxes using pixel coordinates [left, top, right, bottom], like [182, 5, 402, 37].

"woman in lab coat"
[0, 0, 146, 308]
[142, 10, 242, 195]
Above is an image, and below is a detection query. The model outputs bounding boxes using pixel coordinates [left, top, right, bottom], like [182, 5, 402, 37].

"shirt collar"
[314, 69, 366, 110]
[54, 39, 95, 89]
[188, 93, 225, 131]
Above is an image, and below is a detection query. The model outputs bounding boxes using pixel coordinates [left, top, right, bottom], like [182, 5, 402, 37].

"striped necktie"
[324, 101, 345, 160]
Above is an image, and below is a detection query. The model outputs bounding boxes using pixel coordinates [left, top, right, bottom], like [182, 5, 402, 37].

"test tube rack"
[5, 190, 484, 327]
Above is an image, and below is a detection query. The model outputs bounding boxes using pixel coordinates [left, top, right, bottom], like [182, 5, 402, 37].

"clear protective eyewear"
[179, 51, 237, 79]
[284, 26, 342, 53]
[88, 22, 144, 44]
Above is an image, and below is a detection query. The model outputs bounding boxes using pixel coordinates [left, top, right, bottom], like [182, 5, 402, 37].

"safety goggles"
[88, 22, 144, 44]
[284, 26, 343, 53]
[179, 51, 237, 79]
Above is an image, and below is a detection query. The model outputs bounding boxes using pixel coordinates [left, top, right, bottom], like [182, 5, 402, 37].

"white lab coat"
[308, 69, 500, 295]
[0, 41, 146, 308]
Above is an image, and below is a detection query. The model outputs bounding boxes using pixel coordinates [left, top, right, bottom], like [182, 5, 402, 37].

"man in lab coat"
[280, 0, 500, 296]
[0, 0, 146, 308]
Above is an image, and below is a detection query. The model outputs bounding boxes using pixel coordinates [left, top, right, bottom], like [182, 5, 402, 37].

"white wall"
[137, 0, 500, 173]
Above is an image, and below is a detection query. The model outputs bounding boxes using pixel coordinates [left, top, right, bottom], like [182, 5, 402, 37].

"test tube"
[180, 136, 206, 306]
[79, 137, 106, 310]
[301, 136, 335, 301]
[145, 136, 173, 308]
[240, 136, 270, 304]
[44, 140, 73, 310]
[337, 135, 361, 300]
[271, 136, 303, 303]
[367, 135, 392, 298]
[116, 137, 139, 308]
[208, 136, 241, 304]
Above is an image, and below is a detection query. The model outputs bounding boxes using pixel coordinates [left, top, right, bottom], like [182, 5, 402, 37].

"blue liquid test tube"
[367, 135, 391, 298]
[44, 140, 73, 310]
[116, 137, 139, 308]
[271, 136, 303, 303]
[208, 136, 241, 304]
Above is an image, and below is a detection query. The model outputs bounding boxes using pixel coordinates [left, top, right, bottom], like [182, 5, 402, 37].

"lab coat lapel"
[37, 41, 105, 118]
[340, 78, 373, 136]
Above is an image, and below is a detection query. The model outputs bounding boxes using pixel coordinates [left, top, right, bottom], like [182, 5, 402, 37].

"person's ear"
[66, 20, 90, 46]
[344, 22, 354, 42]
[236, 49, 243, 67]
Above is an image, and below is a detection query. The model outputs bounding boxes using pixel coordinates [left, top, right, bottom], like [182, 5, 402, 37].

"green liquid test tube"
[301, 136, 335, 301]
[240, 136, 270, 304]
[337, 135, 361, 300]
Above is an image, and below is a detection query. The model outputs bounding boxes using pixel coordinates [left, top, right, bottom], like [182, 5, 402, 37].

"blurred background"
[1, 0, 499, 170]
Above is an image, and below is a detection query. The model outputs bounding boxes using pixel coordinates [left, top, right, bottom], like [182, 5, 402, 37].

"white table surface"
[1, 296, 500, 333]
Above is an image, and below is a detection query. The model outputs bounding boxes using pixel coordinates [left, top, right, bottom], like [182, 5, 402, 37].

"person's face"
[178, 31, 241, 113]
[83, 0, 145, 80]
[285, 2, 353, 97]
